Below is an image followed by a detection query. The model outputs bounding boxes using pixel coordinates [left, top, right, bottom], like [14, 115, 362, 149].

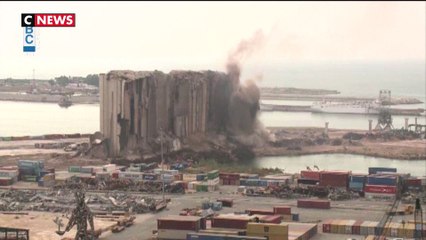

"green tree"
[55, 76, 70, 87]
[84, 74, 99, 87]
[48, 79, 55, 86]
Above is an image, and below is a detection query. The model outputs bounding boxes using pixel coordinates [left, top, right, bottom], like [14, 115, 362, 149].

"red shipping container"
[405, 178, 421, 186]
[0, 166, 18, 171]
[297, 199, 330, 209]
[319, 171, 349, 188]
[157, 216, 201, 231]
[273, 206, 291, 215]
[300, 171, 321, 180]
[364, 185, 397, 194]
[219, 173, 240, 181]
[322, 220, 332, 233]
[352, 220, 363, 235]
[211, 217, 251, 229]
[246, 209, 274, 215]
[259, 215, 283, 224]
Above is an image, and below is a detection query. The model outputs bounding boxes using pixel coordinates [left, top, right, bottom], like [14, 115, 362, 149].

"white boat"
[311, 100, 382, 114]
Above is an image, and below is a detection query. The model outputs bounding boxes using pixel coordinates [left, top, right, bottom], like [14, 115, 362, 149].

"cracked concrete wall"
[100, 70, 232, 157]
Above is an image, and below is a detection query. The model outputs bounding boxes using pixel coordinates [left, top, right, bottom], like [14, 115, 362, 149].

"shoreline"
[1, 127, 424, 165]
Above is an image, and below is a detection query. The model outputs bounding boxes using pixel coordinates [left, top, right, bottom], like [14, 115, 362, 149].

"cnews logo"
[21, 13, 76, 27]
[22, 13, 76, 53]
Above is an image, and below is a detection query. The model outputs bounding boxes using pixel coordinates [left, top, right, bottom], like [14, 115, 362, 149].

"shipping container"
[297, 199, 330, 209]
[212, 215, 255, 229]
[217, 199, 233, 208]
[368, 167, 397, 175]
[367, 175, 398, 186]
[300, 170, 320, 180]
[219, 173, 240, 180]
[349, 174, 367, 183]
[297, 179, 319, 185]
[246, 209, 274, 216]
[239, 173, 259, 180]
[0, 177, 13, 186]
[247, 222, 289, 239]
[197, 174, 207, 181]
[291, 213, 299, 222]
[143, 173, 159, 181]
[208, 170, 220, 180]
[322, 220, 332, 233]
[158, 229, 190, 240]
[259, 215, 282, 224]
[319, 171, 349, 188]
[364, 185, 397, 194]
[183, 174, 197, 181]
[0, 169, 19, 178]
[273, 206, 291, 215]
[158, 216, 201, 231]
[68, 166, 81, 173]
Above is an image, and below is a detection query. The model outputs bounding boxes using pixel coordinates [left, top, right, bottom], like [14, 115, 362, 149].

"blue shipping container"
[367, 175, 398, 186]
[368, 167, 396, 175]
[350, 175, 366, 183]
[349, 182, 364, 190]
[240, 179, 247, 186]
[196, 174, 207, 181]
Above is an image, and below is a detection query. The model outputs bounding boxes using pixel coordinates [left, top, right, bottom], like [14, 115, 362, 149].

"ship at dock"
[310, 100, 383, 114]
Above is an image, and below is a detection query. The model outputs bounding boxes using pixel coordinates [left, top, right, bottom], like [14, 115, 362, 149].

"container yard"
[1, 159, 425, 240]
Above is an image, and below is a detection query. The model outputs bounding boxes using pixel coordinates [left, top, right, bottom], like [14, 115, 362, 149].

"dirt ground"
[258, 127, 426, 160]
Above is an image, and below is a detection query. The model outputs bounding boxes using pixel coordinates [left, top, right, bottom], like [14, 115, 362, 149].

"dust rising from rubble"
[226, 30, 271, 146]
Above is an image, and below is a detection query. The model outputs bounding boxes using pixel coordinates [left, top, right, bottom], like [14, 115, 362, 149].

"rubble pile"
[0, 189, 162, 214]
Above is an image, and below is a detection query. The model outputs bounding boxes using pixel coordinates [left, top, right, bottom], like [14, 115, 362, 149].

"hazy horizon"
[0, 1, 425, 82]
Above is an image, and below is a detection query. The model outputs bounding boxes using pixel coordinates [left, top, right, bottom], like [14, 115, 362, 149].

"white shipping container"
[365, 192, 396, 201]
[157, 229, 189, 240]
[208, 177, 220, 185]
[0, 170, 19, 178]
[118, 172, 144, 180]
[183, 174, 197, 181]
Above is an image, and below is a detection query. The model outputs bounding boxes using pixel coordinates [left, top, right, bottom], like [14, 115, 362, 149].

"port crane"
[375, 197, 423, 240]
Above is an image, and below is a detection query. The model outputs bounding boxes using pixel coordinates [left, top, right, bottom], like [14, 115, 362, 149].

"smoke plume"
[226, 30, 271, 146]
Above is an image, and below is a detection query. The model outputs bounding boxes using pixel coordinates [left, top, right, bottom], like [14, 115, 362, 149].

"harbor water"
[255, 153, 426, 177]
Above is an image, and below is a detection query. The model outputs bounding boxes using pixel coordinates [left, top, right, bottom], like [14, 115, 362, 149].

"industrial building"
[99, 70, 234, 156]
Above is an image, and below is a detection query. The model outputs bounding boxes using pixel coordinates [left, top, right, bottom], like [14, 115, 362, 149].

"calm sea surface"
[254, 154, 426, 177]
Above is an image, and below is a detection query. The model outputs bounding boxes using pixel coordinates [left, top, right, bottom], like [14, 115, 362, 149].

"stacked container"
[219, 173, 240, 185]
[247, 222, 289, 240]
[157, 215, 202, 240]
[349, 174, 366, 192]
[319, 171, 350, 189]
[211, 215, 255, 229]
[0, 166, 18, 186]
[365, 174, 398, 200]
[18, 160, 44, 182]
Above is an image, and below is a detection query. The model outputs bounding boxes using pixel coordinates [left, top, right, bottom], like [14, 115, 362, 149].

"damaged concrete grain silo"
[99, 70, 234, 157]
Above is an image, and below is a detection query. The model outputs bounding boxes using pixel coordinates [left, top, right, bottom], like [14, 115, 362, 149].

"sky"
[0, 1, 425, 80]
